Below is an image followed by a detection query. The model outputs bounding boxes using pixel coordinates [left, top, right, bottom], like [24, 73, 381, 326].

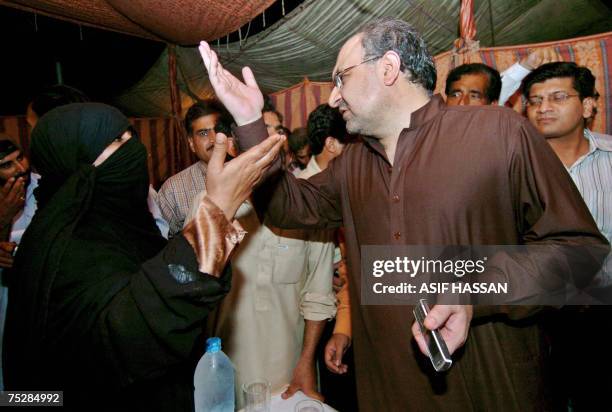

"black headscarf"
[5, 103, 166, 389]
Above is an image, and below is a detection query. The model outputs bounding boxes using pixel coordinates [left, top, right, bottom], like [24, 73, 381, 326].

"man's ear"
[324, 136, 336, 153]
[227, 137, 238, 157]
[582, 97, 596, 120]
[187, 137, 195, 154]
[381, 50, 402, 86]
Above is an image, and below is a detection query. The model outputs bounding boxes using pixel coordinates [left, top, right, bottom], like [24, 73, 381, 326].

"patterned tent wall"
[270, 79, 333, 132]
[0, 116, 191, 189]
[435, 31, 612, 135]
[271, 31, 612, 135]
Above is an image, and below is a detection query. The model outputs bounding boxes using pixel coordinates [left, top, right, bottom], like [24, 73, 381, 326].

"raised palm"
[199, 41, 264, 126]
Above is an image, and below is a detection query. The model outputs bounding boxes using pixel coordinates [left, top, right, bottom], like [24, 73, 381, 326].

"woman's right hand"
[206, 133, 285, 220]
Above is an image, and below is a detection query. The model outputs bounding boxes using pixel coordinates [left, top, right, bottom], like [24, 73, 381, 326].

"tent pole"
[55, 61, 64, 85]
[168, 44, 187, 176]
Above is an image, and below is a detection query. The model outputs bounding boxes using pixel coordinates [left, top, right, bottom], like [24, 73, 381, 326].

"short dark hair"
[521, 62, 597, 100]
[288, 128, 309, 153]
[359, 17, 436, 92]
[263, 95, 283, 124]
[445, 63, 502, 103]
[0, 134, 20, 159]
[183, 100, 226, 136]
[307, 104, 348, 155]
[29, 84, 89, 118]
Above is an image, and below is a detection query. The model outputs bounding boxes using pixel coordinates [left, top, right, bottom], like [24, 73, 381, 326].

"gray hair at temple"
[358, 17, 437, 93]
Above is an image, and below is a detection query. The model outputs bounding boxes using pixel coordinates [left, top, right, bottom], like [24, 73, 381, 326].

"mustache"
[14, 171, 29, 180]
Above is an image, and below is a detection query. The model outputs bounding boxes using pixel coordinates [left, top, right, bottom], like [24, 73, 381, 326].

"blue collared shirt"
[567, 130, 612, 243]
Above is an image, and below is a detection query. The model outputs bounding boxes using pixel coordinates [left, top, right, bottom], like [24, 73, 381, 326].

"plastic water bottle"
[194, 337, 235, 412]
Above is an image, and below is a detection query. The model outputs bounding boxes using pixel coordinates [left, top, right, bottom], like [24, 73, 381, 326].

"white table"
[239, 390, 337, 412]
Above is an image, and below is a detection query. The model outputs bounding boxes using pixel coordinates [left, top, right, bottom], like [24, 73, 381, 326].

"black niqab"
[5, 103, 166, 390]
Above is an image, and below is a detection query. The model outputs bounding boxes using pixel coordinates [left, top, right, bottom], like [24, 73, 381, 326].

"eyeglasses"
[333, 56, 382, 89]
[526, 91, 580, 107]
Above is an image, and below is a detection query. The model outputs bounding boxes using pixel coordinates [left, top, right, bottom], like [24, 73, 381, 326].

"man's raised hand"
[199, 41, 264, 126]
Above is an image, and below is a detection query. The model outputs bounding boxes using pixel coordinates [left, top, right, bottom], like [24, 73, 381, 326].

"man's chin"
[346, 120, 363, 136]
[536, 128, 563, 139]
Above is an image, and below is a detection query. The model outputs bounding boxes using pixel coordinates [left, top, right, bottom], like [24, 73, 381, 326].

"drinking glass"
[242, 379, 270, 412]
[295, 399, 324, 412]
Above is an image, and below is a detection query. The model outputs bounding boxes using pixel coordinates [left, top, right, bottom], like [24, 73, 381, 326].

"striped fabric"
[270, 78, 333, 132]
[459, 0, 477, 41]
[569, 130, 612, 243]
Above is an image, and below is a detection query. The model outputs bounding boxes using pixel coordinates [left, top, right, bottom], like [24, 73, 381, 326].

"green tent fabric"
[115, 0, 612, 117]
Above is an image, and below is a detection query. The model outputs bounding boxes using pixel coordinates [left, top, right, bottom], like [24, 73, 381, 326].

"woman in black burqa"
[2, 103, 268, 411]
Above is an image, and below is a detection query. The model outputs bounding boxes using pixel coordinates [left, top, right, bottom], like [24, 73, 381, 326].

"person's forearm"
[300, 319, 326, 361]
[182, 195, 245, 276]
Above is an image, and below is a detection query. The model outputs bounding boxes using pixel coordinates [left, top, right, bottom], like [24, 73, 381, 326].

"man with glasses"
[522, 63, 609, 231]
[522, 61, 612, 411]
[199, 17, 607, 411]
[158, 100, 237, 236]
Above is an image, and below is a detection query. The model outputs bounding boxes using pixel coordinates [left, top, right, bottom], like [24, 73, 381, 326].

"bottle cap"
[206, 337, 222, 353]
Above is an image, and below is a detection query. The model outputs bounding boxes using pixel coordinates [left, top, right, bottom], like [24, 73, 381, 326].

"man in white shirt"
[174, 101, 335, 406]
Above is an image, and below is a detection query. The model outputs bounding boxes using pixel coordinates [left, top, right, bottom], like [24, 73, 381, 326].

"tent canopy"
[3, 0, 275, 44]
[115, 0, 612, 117]
[3, 0, 612, 117]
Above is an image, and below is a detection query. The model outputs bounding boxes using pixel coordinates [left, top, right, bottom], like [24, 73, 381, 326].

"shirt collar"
[585, 129, 612, 153]
[307, 156, 322, 173]
[406, 94, 445, 131]
[361, 94, 444, 159]
[196, 160, 208, 174]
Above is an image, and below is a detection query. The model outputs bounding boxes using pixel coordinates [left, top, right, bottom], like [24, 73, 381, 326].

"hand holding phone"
[413, 299, 453, 372]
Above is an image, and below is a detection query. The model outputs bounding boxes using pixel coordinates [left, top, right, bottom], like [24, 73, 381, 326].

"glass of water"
[295, 399, 324, 412]
[242, 379, 270, 412]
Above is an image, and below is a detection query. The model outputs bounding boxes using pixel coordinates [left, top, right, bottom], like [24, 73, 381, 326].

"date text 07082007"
[0, 391, 63, 406]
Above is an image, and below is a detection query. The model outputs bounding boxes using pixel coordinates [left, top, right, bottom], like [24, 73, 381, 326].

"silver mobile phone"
[413, 299, 452, 372]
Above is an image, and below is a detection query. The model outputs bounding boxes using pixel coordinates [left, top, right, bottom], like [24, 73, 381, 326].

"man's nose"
[458, 94, 470, 106]
[537, 98, 553, 113]
[328, 86, 341, 108]
[15, 160, 27, 173]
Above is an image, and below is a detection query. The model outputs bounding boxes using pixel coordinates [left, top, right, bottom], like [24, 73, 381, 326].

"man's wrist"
[235, 114, 263, 127]
[297, 351, 316, 363]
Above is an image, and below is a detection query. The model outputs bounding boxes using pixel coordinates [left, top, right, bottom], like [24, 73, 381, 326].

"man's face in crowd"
[295, 145, 311, 168]
[188, 114, 219, 164]
[263, 111, 283, 136]
[0, 147, 30, 186]
[525, 77, 593, 140]
[329, 35, 382, 137]
[446, 73, 491, 106]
